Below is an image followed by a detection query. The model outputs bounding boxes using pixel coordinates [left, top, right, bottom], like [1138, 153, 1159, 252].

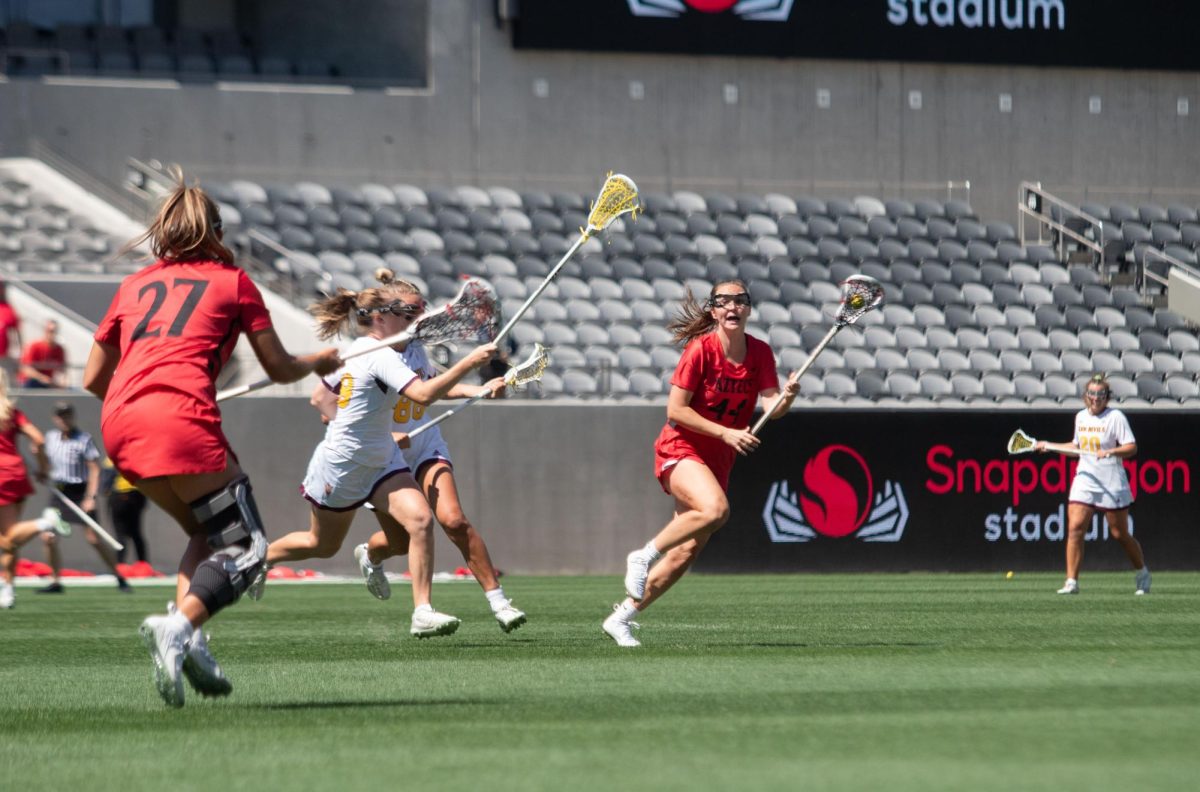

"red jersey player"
[603, 279, 799, 647]
[82, 171, 340, 706]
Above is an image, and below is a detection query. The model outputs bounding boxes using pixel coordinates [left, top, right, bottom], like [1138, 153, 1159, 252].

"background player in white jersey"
[349, 270, 526, 633]
[258, 276, 496, 638]
[1035, 374, 1150, 596]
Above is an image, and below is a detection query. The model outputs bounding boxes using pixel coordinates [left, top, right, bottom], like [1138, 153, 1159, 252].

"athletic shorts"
[48, 482, 98, 525]
[300, 441, 410, 511]
[653, 433, 732, 494]
[401, 424, 453, 477]
[1068, 471, 1133, 511]
[102, 394, 231, 481]
[0, 472, 33, 507]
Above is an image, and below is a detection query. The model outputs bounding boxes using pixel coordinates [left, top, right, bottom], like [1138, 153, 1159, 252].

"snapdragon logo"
[763, 444, 909, 543]
[628, 0, 795, 21]
[887, 0, 1067, 30]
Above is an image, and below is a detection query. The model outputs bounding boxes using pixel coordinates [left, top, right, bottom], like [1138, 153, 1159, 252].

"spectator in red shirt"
[0, 281, 22, 378]
[19, 319, 67, 389]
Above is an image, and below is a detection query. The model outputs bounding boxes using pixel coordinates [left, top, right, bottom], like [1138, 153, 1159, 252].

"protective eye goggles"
[359, 300, 424, 319]
[1085, 389, 1110, 399]
[709, 293, 752, 308]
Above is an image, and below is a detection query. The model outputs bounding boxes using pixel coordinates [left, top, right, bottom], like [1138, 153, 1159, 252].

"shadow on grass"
[748, 641, 941, 648]
[247, 698, 495, 711]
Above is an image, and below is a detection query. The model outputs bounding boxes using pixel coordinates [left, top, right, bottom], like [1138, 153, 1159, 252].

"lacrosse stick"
[50, 488, 123, 552]
[751, 274, 885, 435]
[217, 277, 500, 402]
[1006, 428, 1094, 457]
[492, 173, 640, 346]
[407, 343, 551, 440]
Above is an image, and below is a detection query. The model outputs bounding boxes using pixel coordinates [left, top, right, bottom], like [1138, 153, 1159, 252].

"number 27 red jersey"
[93, 259, 273, 480]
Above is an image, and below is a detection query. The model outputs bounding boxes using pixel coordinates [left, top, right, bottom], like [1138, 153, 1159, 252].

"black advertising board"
[697, 410, 1200, 573]
[512, 1, 1200, 72]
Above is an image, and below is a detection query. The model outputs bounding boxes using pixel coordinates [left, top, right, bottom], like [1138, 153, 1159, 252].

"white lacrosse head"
[504, 343, 551, 388]
[411, 277, 500, 344]
[834, 274, 886, 326]
[1007, 429, 1037, 455]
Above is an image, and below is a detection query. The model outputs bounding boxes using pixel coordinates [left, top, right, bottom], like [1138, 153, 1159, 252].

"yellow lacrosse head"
[504, 343, 551, 388]
[584, 173, 640, 237]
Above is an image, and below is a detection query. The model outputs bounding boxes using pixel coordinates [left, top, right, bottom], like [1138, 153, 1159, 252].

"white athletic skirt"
[1068, 470, 1133, 511]
[301, 441, 410, 511]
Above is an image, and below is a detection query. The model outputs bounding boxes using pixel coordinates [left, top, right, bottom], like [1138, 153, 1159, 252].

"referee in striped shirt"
[37, 402, 131, 593]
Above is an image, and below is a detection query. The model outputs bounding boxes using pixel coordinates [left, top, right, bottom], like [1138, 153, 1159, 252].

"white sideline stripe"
[42, 76, 181, 89]
[216, 81, 354, 95]
[12, 572, 475, 587]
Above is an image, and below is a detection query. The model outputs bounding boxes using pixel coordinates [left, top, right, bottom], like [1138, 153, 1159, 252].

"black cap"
[53, 401, 74, 416]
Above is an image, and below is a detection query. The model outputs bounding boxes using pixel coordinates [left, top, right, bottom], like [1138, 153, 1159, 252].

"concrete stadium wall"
[19, 394, 1198, 579]
[2, 0, 1200, 225]
[17, 394, 670, 578]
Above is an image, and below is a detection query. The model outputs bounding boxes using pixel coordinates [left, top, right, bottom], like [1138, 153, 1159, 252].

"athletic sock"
[35, 515, 54, 532]
[485, 587, 508, 612]
[167, 610, 195, 636]
[614, 599, 639, 622]
[642, 541, 662, 562]
[413, 603, 433, 616]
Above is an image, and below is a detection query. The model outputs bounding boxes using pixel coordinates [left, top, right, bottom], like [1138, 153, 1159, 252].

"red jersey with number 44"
[94, 260, 273, 480]
[654, 332, 778, 489]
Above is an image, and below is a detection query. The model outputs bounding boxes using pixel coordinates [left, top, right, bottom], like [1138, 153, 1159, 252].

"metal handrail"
[1142, 247, 1200, 297]
[1017, 181, 1106, 273]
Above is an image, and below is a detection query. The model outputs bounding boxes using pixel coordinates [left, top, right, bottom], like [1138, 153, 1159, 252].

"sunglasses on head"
[710, 293, 752, 308]
[362, 300, 424, 319]
[387, 300, 424, 318]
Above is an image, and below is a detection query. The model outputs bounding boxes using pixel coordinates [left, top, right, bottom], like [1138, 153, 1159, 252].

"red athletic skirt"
[653, 431, 733, 494]
[0, 472, 33, 506]
[102, 393, 232, 482]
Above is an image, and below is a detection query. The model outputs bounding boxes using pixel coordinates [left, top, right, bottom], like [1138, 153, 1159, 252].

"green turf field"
[1, 573, 1197, 791]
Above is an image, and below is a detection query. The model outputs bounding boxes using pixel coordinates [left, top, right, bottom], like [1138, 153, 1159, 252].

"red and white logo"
[627, 0, 795, 21]
[763, 444, 909, 543]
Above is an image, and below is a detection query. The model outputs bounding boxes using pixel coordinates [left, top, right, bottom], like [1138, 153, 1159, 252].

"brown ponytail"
[119, 166, 233, 265]
[309, 271, 423, 340]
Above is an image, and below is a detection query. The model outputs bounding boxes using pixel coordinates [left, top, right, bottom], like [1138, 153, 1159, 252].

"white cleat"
[624, 549, 655, 601]
[139, 614, 190, 708]
[1057, 580, 1079, 595]
[168, 602, 232, 697]
[40, 507, 72, 537]
[245, 565, 268, 602]
[494, 601, 527, 633]
[0, 584, 13, 609]
[410, 609, 461, 639]
[1135, 568, 1151, 596]
[602, 605, 641, 648]
[354, 543, 391, 601]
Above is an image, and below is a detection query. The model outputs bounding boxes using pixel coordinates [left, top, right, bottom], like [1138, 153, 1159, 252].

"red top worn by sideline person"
[94, 260, 273, 481]
[654, 330, 778, 491]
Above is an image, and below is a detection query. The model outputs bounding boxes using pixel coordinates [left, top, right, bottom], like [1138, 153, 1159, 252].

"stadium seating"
[5, 160, 1200, 406]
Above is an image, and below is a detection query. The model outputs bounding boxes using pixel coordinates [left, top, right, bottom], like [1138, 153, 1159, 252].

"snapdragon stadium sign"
[511, 0, 1200, 71]
[696, 410, 1200, 573]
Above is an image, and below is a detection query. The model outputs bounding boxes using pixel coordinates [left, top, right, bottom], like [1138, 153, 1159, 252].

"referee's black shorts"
[49, 482, 97, 525]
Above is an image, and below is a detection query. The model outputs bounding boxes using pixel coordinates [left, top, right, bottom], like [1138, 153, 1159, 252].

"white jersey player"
[353, 319, 526, 633]
[257, 275, 496, 638]
[1036, 374, 1150, 596]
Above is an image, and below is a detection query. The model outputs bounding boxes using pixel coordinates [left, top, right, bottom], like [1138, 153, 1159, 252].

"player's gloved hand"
[722, 427, 761, 456]
[311, 347, 343, 377]
[482, 377, 506, 399]
[464, 343, 497, 369]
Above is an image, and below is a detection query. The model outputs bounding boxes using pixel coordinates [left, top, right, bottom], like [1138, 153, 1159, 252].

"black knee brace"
[187, 475, 268, 616]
